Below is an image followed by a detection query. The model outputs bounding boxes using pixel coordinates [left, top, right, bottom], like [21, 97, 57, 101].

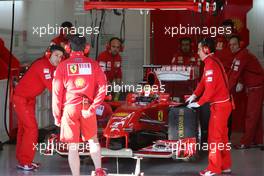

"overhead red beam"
[84, 1, 199, 11]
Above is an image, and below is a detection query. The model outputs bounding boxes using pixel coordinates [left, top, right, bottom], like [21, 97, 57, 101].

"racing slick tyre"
[199, 103, 210, 143]
[168, 106, 198, 140]
[168, 106, 200, 162]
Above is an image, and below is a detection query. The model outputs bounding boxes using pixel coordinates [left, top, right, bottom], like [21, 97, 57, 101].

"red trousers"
[241, 86, 264, 145]
[60, 104, 97, 143]
[13, 95, 38, 165]
[207, 101, 232, 173]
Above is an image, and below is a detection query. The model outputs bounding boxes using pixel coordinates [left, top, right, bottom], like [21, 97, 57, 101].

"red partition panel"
[150, 0, 252, 65]
[150, 10, 225, 64]
[0, 38, 20, 141]
[0, 38, 20, 80]
[149, 0, 253, 133]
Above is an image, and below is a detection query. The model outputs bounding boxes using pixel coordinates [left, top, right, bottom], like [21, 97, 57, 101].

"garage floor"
[0, 143, 263, 176]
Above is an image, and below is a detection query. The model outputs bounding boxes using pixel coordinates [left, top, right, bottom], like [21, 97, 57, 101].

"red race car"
[45, 65, 206, 161]
[45, 92, 201, 161]
[103, 91, 200, 160]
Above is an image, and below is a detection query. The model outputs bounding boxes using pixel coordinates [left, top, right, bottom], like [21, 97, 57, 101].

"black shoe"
[233, 144, 250, 150]
[31, 162, 40, 168]
[222, 168, 232, 174]
[16, 164, 36, 171]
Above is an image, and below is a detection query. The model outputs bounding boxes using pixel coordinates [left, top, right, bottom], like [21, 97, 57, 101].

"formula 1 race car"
[44, 91, 202, 161]
[44, 65, 209, 175]
[44, 66, 211, 175]
[103, 91, 201, 160]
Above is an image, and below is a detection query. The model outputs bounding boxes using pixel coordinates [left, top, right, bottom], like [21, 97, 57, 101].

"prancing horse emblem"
[70, 64, 77, 74]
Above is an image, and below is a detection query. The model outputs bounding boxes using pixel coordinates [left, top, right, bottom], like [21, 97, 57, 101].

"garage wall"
[247, 0, 264, 66]
[25, 0, 75, 61]
[0, 1, 25, 30]
[0, 1, 26, 60]
[123, 11, 145, 85]
[0, 80, 9, 142]
[247, 0, 264, 135]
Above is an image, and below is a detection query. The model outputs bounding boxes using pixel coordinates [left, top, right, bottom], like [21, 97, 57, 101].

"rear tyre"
[199, 103, 210, 143]
[168, 106, 197, 140]
[168, 106, 200, 161]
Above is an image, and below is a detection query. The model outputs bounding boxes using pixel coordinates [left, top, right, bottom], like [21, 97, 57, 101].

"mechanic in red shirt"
[228, 35, 264, 149]
[171, 37, 200, 66]
[170, 37, 201, 101]
[215, 19, 240, 140]
[13, 45, 65, 171]
[97, 37, 123, 84]
[50, 21, 73, 48]
[186, 38, 232, 176]
[215, 19, 235, 73]
[52, 35, 107, 176]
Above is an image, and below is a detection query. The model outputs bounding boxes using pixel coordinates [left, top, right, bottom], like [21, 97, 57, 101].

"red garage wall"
[150, 0, 252, 65]
[150, 0, 253, 133]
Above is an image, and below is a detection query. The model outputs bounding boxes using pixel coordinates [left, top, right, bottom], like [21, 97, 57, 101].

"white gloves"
[236, 82, 244, 92]
[187, 102, 200, 109]
[185, 94, 197, 104]
[186, 94, 199, 109]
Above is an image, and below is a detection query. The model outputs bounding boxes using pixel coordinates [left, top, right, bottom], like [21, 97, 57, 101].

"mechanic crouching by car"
[13, 45, 65, 171]
[52, 34, 107, 176]
[186, 38, 233, 176]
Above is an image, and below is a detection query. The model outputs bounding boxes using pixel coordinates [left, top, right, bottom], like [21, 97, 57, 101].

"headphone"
[202, 46, 211, 55]
[45, 44, 66, 58]
[64, 43, 91, 55]
[106, 37, 124, 52]
[200, 38, 215, 55]
[45, 46, 52, 59]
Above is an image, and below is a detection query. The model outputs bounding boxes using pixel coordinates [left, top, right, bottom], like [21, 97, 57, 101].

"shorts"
[60, 104, 97, 143]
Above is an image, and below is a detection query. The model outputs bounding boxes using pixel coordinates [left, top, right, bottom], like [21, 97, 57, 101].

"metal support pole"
[0, 141, 3, 151]
[134, 157, 143, 176]
[116, 157, 119, 174]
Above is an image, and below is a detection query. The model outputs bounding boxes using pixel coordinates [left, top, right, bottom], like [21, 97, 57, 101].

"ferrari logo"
[158, 111, 163, 121]
[74, 78, 86, 88]
[70, 64, 78, 74]
[232, 18, 243, 32]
